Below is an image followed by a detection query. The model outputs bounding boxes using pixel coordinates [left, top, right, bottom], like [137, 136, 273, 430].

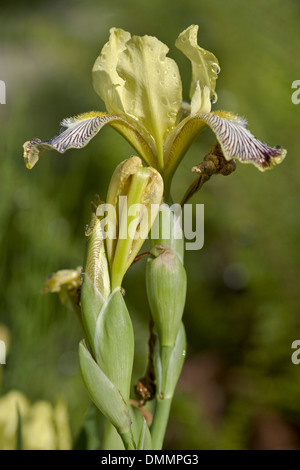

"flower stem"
[150, 396, 172, 450]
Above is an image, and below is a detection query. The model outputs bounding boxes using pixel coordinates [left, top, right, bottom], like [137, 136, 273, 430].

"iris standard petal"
[175, 24, 220, 114]
[23, 111, 156, 169]
[116, 33, 182, 169]
[92, 28, 131, 116]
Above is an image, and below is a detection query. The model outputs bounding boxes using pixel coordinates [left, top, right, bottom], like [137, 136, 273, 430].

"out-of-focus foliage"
[0, 0, 300, 449]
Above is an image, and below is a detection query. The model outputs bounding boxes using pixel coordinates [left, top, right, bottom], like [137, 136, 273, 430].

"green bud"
[146, 244, 187, 348]
[106, 156, 143, 264]
[105, 156, 164, 289]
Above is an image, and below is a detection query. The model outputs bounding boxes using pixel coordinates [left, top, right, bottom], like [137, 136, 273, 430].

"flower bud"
[146, 244, 186, 348]
[105, 156, 164, 289]
[79, 200, 135, 448]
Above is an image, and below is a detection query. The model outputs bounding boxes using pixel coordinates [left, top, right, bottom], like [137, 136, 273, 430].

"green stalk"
[147, 205, 186, 450]
[151, 397, 172, 450]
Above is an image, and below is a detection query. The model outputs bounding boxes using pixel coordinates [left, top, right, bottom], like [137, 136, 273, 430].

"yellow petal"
[175, 25, 220, 113]
[92, 28, 131, 115]
[23, 111, 156, 169]
[116, 34, 182, 168]
[164, 113, 208, 178]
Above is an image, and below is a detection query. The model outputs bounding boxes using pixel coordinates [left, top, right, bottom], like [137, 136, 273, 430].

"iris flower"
[23, 25, 286, 197]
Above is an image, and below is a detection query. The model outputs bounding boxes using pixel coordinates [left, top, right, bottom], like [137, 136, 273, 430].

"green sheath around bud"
[79, 341, 133, 439]
[146, 244, 187, 348]
[94, 288, 134, 404]
[153, 322, 187, 399]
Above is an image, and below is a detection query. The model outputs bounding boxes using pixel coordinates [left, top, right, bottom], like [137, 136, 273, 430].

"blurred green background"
[1, 0, 300, 450]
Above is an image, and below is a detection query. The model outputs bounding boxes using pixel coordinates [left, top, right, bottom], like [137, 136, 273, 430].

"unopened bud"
[105, 156, 163, 289]
[146, 244, 186, 348]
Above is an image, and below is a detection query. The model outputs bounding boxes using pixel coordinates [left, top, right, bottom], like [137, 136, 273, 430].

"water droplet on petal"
[210, 92, 218, 104]
[211, 62, 220, 74]
[168, 111, 177, 118]
[160, 54, 166, 62]
[161, 96, 169, 106]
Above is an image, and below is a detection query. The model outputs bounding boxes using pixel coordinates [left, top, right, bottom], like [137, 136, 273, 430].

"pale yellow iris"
[23, 25, 286, 197]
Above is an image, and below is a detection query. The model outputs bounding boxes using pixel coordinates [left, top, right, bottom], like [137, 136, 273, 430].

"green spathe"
[80, 274, 104, 355]
[94, 288, 134, 403]
[154, 322, 187, 398]
[146, 244, 187, 347]
[79, 341, 132, 435]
